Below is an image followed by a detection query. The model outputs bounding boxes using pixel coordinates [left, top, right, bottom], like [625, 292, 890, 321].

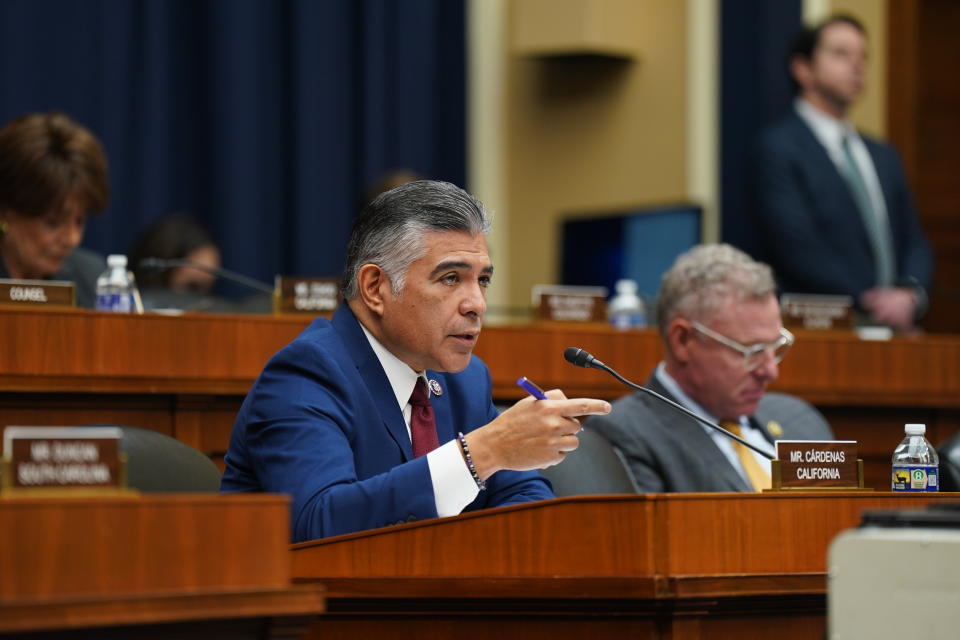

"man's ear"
[790, 55, 813, 92]
[355, 264, 391, 316]
[666, 318, 695, 365]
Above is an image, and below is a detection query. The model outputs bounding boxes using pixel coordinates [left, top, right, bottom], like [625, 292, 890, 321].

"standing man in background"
[753, 15, 932, 330]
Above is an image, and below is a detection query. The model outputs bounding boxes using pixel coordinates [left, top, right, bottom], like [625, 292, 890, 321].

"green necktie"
[840, 136, 894, 286]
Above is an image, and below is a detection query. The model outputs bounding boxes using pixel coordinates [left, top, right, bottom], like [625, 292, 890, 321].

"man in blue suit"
[221, 180, 611, 542]
[754, 15, 932, 330]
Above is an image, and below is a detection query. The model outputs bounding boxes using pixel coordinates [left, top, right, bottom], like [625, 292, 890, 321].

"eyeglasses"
[691, 321, 794, 372]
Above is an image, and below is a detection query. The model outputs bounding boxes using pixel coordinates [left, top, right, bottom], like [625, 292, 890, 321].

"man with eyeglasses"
[585, 244, 833, 493]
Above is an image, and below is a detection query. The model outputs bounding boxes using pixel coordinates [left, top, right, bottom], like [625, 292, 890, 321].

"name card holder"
[274, 276, 341, 316]
[532, 284, 608, 324]
[0, 278, 75, 309]
[770, 440, 868, 491]
[781, 293, 853, 330]
[1, 426, 130, 495]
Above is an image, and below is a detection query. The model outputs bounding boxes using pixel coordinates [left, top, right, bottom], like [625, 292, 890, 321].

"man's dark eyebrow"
[429, 261, 494, 278]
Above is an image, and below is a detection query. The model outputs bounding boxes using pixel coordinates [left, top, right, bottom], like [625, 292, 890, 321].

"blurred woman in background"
[0, 112, 110, 308]
[129, 213, 221, 295]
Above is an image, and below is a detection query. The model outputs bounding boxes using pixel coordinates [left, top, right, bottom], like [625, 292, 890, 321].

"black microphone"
[563, 346, 774, 460]
[137, 258, 275, 294]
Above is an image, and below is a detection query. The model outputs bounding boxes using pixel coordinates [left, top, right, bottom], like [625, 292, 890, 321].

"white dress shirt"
[655, 363, 774, 484]
[359, 324, 479, 517]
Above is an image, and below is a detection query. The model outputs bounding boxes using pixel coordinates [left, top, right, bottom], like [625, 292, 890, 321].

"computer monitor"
[561, 203, 702, 303]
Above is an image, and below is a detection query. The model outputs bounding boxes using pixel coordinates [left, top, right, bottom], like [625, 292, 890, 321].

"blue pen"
[517, 376, 548, 400]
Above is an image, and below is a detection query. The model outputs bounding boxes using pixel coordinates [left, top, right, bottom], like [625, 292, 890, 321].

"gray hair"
[340, 180, 491, 299]
[655, 243, 776, 336]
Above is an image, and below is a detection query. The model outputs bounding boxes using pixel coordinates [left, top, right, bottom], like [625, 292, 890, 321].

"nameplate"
[0, 279, 75, 308]
[781, 293, 853, 330]
[532, 285, 608, 323]
[1, 426, 123, 492]
[773, 440, 861, 490]
[275, 276, 340, 316]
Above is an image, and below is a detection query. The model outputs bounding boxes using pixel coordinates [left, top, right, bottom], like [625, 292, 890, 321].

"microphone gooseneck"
[137, 258, 275, 294]
[564, 346, 774, 460]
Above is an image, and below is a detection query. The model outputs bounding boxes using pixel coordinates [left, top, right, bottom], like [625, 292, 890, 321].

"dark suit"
[585, 375, 833, 493]
[754, 111, 932, 300]
[221, 304, 553, 542]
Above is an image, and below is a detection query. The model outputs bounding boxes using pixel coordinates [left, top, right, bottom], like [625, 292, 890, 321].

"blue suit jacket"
[754, 112, 932, 299]
[221, 304, 553, 542]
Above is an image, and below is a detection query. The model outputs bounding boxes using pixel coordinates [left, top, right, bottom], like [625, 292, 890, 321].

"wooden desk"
[291, 492, 953, 640]
[0, 494, 324, 637]
[1, 308, 957, 487]
[0, 308, 311, 467]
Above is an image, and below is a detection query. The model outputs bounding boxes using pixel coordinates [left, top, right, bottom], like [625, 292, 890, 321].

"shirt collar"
[359, 323, 428, 411]
[795, 97, 858, 158]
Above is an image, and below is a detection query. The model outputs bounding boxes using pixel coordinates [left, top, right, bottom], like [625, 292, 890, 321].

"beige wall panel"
[512, 0, 642, 58]
[826, 0, 889, 137]
[469, 0, 510, 320]
[505, 0, 688, 309]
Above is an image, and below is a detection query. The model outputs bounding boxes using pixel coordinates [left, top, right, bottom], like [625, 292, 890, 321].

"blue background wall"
[720, 0, 802, 257]
[0, 0, 465, 289]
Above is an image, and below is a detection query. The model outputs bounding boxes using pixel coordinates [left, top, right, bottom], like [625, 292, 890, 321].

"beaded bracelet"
[456, 432, 487, 491]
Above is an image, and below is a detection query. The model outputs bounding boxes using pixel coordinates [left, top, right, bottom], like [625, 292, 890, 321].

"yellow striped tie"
[721, 420, 771, 492]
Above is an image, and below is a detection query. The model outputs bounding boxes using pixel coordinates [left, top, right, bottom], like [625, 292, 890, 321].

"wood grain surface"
[0, 494, 291, 600]
[292, 492, 955, 640]
[291, 492, 947, 580]
[1, 308, 957, 487]
[0, 494, 324, 638]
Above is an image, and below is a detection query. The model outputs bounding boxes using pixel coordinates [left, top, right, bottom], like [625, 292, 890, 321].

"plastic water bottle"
[608, 279, 646, 330]
[891, 423, 939, 492]
[95, 254, 137, 313]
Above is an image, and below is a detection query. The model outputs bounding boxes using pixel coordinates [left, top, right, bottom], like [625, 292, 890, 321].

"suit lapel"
[426, 372, 456, 445]
[332, 305, 414, 461]
[750, 416, 771, 442]
[791, 114, 875, 255]
[753, 402, 807, 446]
[792, 116, 860, 210]
[644, 376, 753, 492]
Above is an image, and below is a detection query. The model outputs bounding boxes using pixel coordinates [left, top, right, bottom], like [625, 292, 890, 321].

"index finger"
[554, 398, 611, 416]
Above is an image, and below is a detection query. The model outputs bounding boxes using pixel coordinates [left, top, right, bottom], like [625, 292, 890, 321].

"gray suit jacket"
[585, 375, 834, 493]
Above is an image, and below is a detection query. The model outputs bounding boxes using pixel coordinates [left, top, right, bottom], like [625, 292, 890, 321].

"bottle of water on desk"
[608, 279, 646, 330]
[891, 423, 939, 492]
[95, 254, 138, 313]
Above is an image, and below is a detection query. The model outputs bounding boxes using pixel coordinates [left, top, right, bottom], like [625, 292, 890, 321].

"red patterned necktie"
[409, 378, 439, 457]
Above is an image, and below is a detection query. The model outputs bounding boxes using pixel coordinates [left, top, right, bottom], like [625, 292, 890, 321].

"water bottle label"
[891, 465, 938, 492]
[96, 293, 132, 313]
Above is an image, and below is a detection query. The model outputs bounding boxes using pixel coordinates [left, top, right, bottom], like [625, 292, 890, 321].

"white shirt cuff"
[426, 439, 480, 517]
